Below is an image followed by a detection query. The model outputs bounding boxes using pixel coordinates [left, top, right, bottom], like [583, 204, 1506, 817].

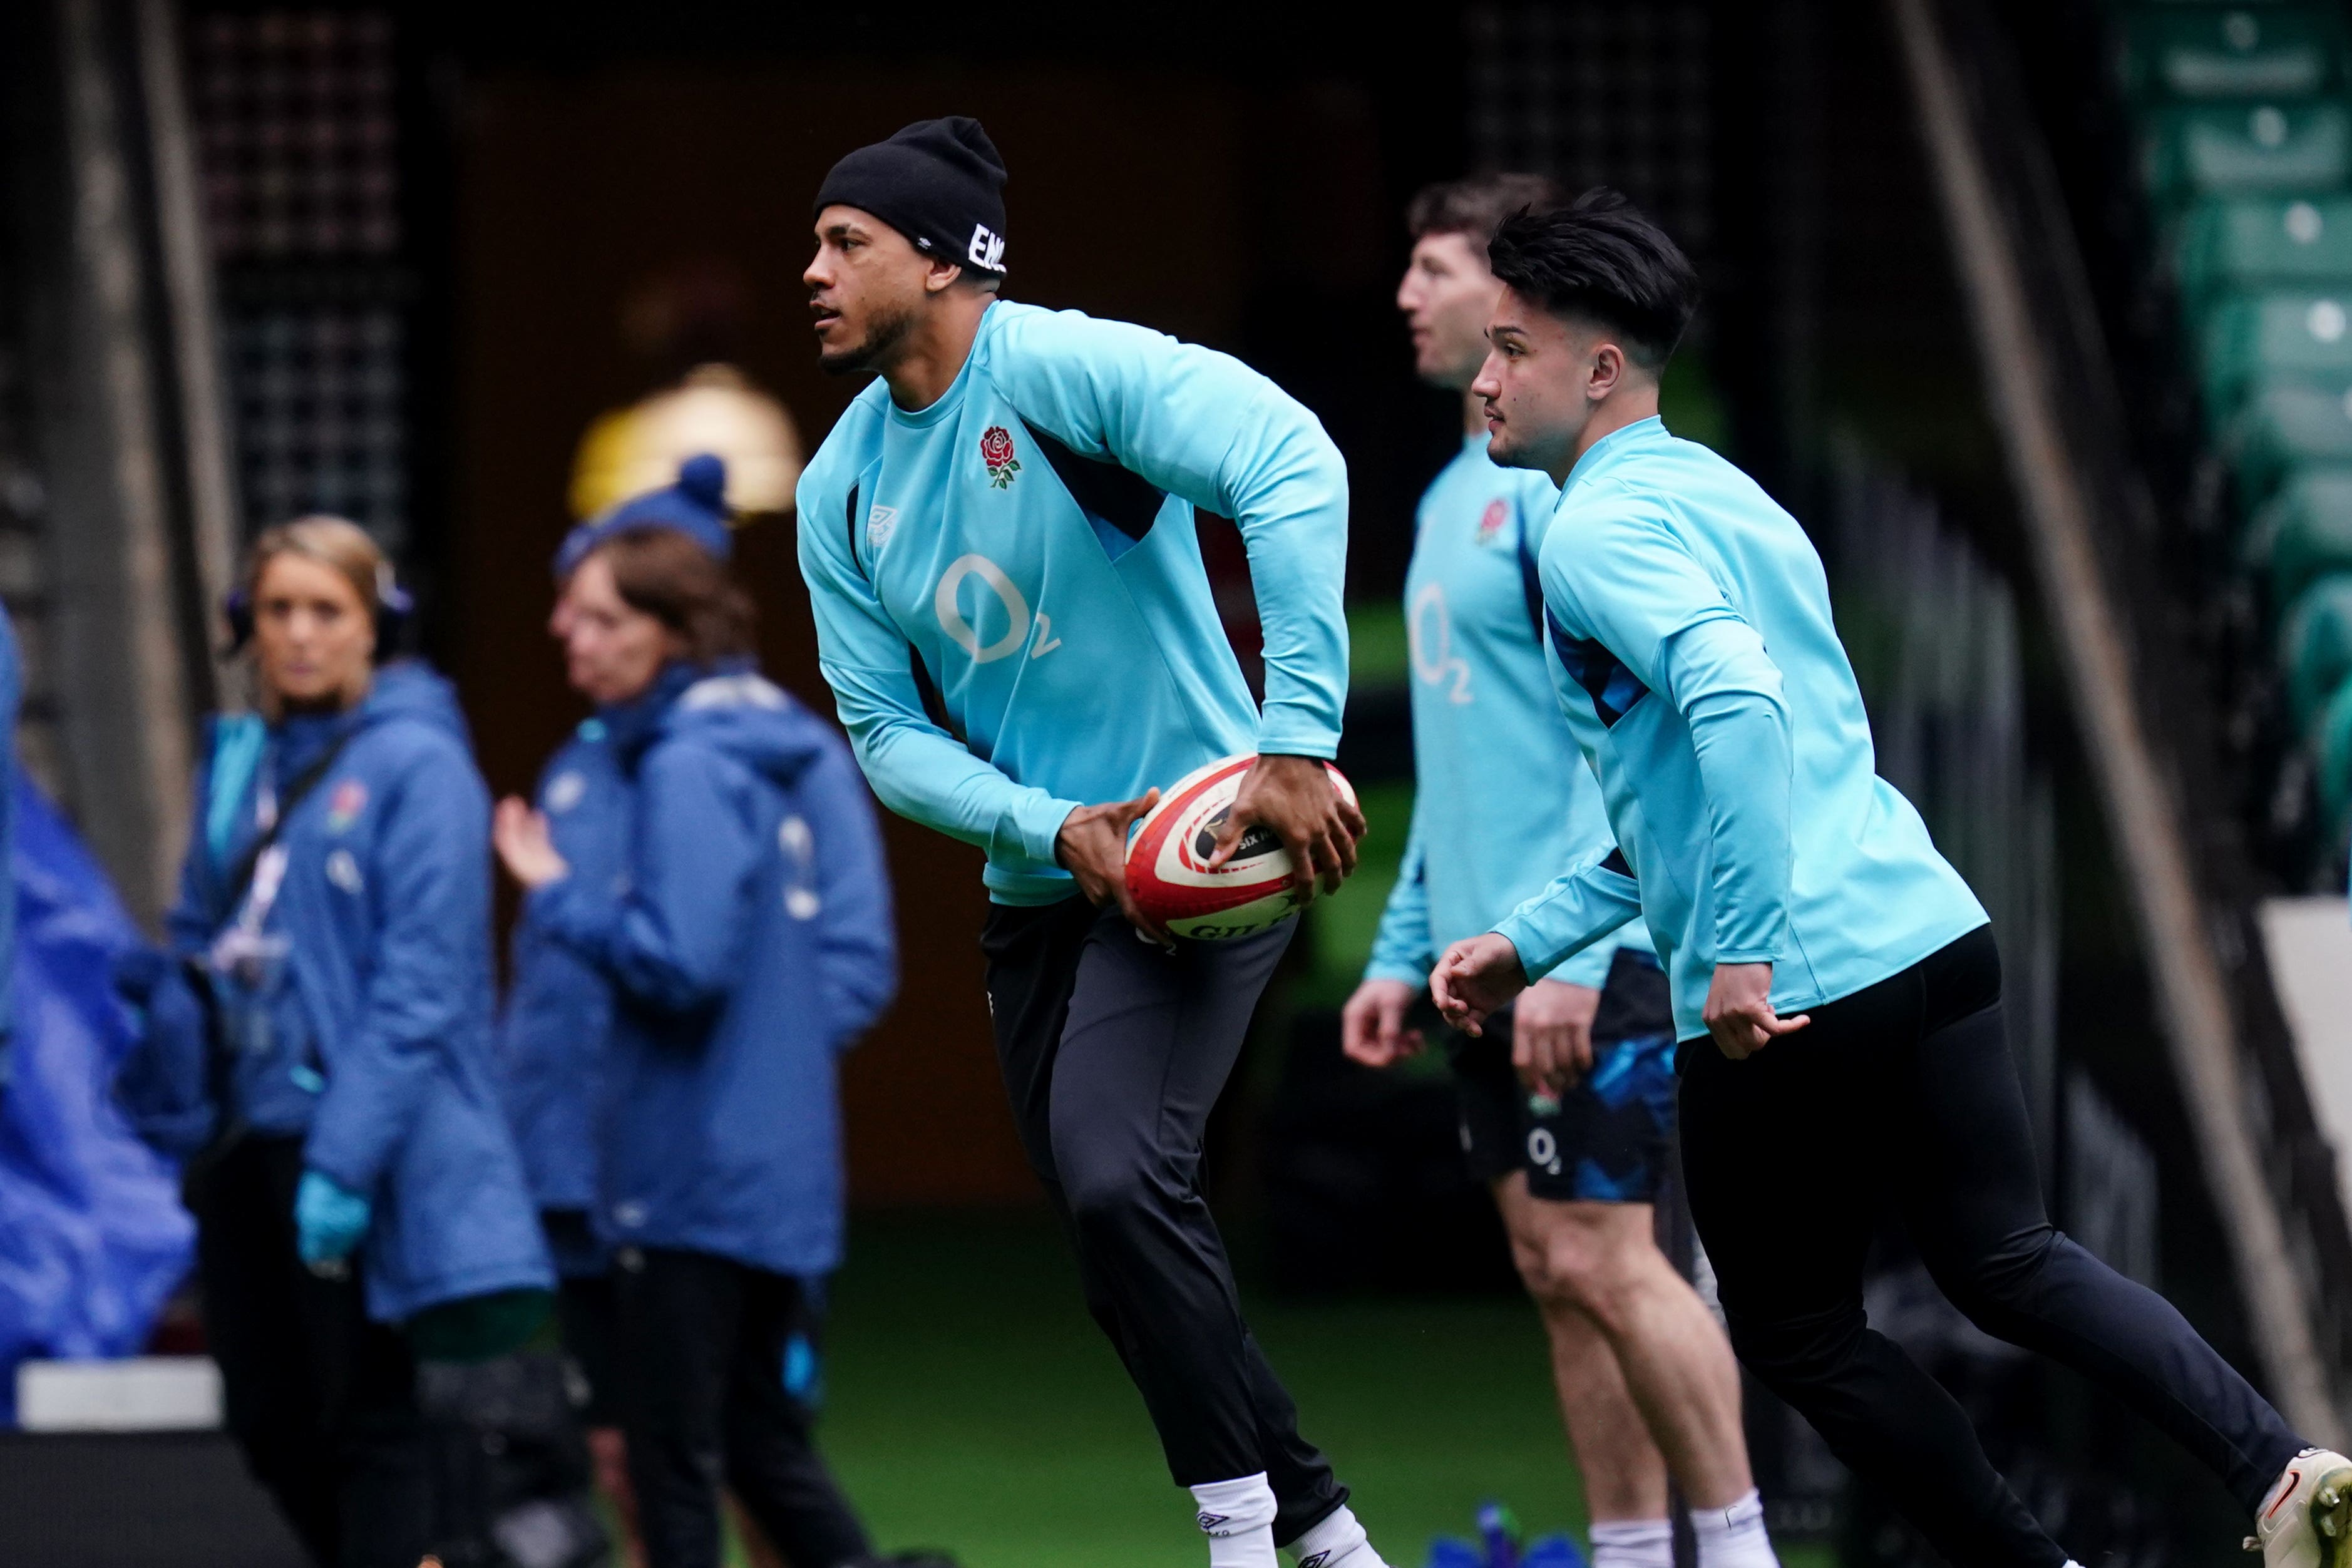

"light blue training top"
[1365, 435, 1648, 990]
[1491, 416, 1988, 1038]
[796, 300, 1350, 904]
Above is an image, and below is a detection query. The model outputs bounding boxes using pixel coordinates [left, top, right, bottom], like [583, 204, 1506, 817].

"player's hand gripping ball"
[1123, 754, 1357, 940]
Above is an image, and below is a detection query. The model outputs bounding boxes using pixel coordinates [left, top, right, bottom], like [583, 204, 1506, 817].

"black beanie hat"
[814, 116, 1009, 276]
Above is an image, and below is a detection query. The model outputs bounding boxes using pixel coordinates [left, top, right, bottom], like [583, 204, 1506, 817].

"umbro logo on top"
[967, 223, 1007, 272]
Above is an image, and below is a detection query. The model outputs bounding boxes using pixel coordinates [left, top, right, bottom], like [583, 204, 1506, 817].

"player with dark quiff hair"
[1348, 173, 1779, 1568]
[1434, 187, 2352, 1568]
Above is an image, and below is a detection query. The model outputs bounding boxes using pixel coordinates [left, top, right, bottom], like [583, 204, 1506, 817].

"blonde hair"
[242, 515, 389, 617]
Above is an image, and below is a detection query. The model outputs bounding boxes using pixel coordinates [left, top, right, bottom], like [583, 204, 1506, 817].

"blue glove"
[294, 1170, 371, 1266]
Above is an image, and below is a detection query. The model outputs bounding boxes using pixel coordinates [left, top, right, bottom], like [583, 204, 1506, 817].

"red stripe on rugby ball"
[1123, 754, 1353, 938]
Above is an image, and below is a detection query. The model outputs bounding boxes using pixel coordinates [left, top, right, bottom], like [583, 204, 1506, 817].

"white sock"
[1191, 1473, 1279, 1568]
[1689, 1490, 1779, 1568]
[1286, 1503, 1387, 1567]
[1588, 1518, 1674, 1568]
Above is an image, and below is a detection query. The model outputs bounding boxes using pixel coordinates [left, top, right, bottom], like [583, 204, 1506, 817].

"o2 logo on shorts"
[934, 553, 1060, 664]
[1526, 1126, 1564, 1177]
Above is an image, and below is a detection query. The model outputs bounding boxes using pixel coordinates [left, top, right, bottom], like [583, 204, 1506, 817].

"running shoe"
[2252, 1448, 2352, 1566]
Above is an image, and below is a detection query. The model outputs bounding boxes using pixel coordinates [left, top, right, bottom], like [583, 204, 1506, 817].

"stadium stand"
[2108, 1, 2352, 864]
[1919, 0, 2352, 1447]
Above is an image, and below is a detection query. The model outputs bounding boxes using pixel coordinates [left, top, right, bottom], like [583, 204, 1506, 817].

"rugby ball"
[1124, 754, 1357, 941]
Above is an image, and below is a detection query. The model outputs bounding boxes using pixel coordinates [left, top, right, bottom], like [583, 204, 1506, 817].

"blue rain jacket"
[0, 605, 20, 1072]
[0, 772, 194, 1423]
[118, 665, 553, 1322]
[496, 720, 629, 1248]
[530, 664, 896, 1278]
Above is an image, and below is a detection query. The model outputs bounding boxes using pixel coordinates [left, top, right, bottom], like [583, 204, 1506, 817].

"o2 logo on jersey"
[967, 223, 1007, 272]
[1409, 582, 1473, 704]
[980, 425, 1021, 488]
[934, 553, 1060, 664]
[1476, 497, 1510, 547]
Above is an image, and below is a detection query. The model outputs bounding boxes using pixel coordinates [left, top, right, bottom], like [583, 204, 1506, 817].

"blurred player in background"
[1345, 175, 1776, 1568]
[1430, 190, 2352, 1568]
[495, 511, 926, 1568]
[794, 117, 1382, 1568]
[115, 519, 581, 1568]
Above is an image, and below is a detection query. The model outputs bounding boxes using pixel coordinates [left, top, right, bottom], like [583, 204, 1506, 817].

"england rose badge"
[981, 424, 1021, 488]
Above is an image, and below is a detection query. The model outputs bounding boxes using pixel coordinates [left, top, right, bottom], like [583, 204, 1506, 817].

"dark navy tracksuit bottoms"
[980, 897, 1346, 1546]
[1677, 926, 2304, 1565]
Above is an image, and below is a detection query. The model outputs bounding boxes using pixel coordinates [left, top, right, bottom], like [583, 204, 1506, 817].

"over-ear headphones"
[223, 560, 415, 658]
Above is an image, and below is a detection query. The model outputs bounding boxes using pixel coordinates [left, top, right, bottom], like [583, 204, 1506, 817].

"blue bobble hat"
[555, 453, 733, 580]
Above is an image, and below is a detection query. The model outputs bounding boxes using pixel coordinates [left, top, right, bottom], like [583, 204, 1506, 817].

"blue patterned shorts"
[1447, 948, 1677, 1204]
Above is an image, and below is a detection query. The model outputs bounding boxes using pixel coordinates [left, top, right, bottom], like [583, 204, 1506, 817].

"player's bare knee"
[1508, 1241, 1555, 1301]
[1536, 1230, 1627, 1326]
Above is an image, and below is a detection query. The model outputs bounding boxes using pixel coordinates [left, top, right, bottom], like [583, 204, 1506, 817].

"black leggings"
[1677, 926, 2304, 1567]
[191, 1135, 433, 1568]
[612, 1248, 872, 1568]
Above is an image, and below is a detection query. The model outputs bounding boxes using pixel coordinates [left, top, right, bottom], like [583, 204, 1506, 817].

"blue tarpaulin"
[0, 772, 194, 1423]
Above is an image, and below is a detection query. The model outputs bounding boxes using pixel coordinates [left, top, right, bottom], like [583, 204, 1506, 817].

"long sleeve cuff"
[1362, 956, 1432, 988]
[1546, 942, 1618, 992]
[1253, 705, 1342, 762]
[1008, 791, 1084, 871]
[1548, 915, 1651, 990]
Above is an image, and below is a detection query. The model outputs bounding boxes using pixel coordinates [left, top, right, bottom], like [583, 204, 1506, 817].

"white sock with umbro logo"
[1191, 1473, 1278, 1568]
[1286, 1502, 1387, 1567]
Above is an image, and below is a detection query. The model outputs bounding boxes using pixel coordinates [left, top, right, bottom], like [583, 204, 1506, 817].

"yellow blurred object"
[570, 363, 803, 520]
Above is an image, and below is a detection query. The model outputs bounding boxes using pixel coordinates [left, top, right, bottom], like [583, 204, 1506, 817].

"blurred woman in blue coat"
[115, 518, 562, 1568]
[499, 459, 738, 1269]
[494, 522, 900, 1568]
[497, 460, 730, 1547]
